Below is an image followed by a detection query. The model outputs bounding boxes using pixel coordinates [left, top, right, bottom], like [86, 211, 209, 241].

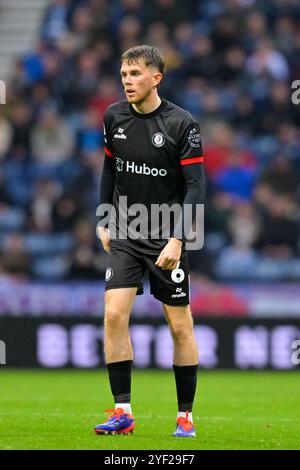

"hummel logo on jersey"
[116, 158, 167, 177]
[114, 128, 127, 139]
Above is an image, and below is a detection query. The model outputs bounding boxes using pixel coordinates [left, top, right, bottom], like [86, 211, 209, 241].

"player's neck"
[131, 92, 161, 115]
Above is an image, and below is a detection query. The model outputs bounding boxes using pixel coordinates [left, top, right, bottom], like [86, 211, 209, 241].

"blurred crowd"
[0, 0, 300, 282]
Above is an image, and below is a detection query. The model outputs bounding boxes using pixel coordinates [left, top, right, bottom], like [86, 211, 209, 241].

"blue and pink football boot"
[94, 408, 135, 435]
[173, 411, 196, 438]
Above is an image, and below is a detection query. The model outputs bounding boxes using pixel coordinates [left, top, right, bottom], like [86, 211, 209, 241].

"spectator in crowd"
[255, 155, 299, 200]
[205, 122, 256, 181]
[52, 192, 83, 232]
[68, 49, 100, 110]
[184, 35, 217, 81]
[227, 201, 262, 249]
[69, 5, 92, 50]
[246, 37, 290, 80]
[0, 233, 30, 279]
[31, 103, 75, 164]
[0, 109, 12, 160]
[27, 178, 60, 233]
[148, 0, 192, 30]
[89, 78, 121, 123]
[69, 217, 106, 279]
[255, 194, 299, 260]
[10, 103, 32, 158]
[41, 0, 70, 45]
[214, 149, 257, 202]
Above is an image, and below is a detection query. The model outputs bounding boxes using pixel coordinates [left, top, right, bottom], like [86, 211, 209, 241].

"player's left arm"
[155, 118, 205, 270]
[155, 164, 205, 270]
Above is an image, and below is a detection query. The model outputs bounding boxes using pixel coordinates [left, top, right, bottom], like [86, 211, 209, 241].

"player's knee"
[104, 308, 126, 330]
[170, 320, 193, 343]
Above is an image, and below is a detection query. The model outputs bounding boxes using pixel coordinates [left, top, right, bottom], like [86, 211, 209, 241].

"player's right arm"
[97, 110, 115, 253]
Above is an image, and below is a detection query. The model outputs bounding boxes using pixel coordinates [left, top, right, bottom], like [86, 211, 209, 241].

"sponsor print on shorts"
[171, 265, 185, 284]
[171, 263, 187, 298]
[172, 286, 187, 299]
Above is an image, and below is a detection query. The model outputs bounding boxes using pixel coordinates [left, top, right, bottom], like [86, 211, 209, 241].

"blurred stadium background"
[0, 0, 300, 371]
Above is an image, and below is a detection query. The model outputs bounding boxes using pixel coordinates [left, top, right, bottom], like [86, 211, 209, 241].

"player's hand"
[97, 226, 111, 253]
[155, 238, 182, 270]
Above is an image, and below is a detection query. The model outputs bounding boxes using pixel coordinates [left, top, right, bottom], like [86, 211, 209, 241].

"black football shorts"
[105, 241, 190, 306]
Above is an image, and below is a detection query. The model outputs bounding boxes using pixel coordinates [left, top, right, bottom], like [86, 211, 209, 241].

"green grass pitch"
[0, 369, 299, 450]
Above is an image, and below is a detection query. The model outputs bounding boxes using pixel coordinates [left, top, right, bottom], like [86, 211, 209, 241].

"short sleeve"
[103, 110, 114, 158]
[178, 118, 204, 166]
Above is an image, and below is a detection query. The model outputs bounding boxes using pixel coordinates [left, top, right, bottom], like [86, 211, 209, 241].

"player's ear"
[152, 72, 163, 88]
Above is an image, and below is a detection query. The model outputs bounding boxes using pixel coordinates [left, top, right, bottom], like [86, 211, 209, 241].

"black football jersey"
[101, 98, 204, 254]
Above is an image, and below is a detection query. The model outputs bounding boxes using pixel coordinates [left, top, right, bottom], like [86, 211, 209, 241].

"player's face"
[120, 59, 162, 104]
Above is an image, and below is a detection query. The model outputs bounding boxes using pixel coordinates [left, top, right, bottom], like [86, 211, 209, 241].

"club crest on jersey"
[105, 267, 114, 281]
[152, 132, 165, 147]
[188, 127, 201, 148]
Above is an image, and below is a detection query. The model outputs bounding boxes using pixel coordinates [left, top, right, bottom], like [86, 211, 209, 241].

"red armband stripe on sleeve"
[105, 146, 113, 157]
[180, 156, 204, 166]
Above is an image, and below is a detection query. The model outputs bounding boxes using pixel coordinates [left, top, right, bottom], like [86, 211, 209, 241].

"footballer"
[94, 45, 205, 438]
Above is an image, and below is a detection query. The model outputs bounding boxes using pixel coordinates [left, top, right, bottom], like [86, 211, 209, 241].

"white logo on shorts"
[171, 266, 185, 284]
[105, 267, 114, 281]
[152, 132, 165, 147]
[172, 292, 186, 298]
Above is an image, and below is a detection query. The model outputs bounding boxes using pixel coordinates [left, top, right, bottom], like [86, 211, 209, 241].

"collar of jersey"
[129, 98, 167, 119]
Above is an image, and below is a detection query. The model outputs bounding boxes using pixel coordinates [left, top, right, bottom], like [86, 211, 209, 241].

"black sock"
[106, 360, 132, 403]
[173, 364, 198, 412]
